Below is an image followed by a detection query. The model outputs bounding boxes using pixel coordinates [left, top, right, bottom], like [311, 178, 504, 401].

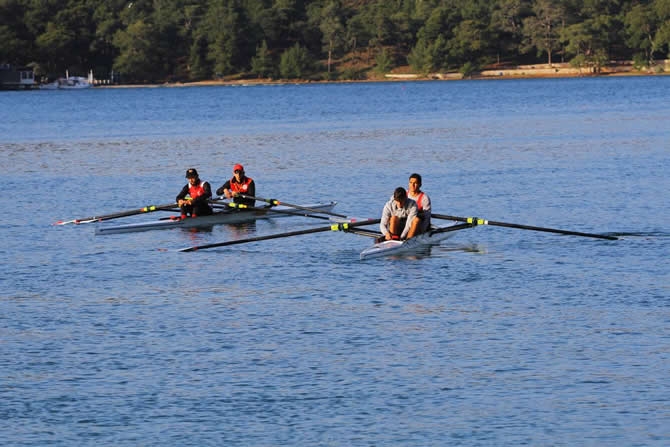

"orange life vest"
[189, 181, 207, 199]
[230, 177, 253, 194]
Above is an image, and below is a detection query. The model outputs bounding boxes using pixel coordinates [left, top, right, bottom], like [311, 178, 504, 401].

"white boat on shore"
[95, 201, 338, 235]
[41, 76, 92, 89]
[40, 70, 93, 89]
[58, 76, 91, 89]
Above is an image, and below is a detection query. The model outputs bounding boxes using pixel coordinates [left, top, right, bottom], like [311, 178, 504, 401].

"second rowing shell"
[95, 201, 338, 235]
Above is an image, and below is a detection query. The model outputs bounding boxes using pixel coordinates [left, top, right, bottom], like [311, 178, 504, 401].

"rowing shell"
[359, 230, 456, 260]
[94, 201, 337, 235]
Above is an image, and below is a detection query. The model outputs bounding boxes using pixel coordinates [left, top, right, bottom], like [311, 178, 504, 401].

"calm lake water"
[1, 77, 669, 446]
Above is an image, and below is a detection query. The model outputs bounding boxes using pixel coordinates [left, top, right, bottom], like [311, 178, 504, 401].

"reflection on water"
[437, 243, 488, 255]
[225, 221, 258, 238]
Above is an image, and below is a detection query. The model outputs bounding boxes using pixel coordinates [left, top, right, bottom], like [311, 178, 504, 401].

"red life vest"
[189, 181, 207, 199]
[413, 192, 425, 211]
[230, 177, 253, 194]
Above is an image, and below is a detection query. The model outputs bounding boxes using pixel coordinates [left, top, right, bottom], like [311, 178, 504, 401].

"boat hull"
[95, 202, 337, 235]
[359, 230, 455, 260]
[40, 76, 92, 89]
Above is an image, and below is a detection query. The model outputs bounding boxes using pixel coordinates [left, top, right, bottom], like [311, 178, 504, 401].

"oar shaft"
[238, 194, 349, 219]
[223, 202, 364, 223]
[56, 202, 179, 225]
[182, 226, 333, 251]
[180, 218, 381, 252]
[432, 214, 618, 240]
[223, 202, 327, 218]
[485, 219, 617, 239]
[430, 222, 477, 235]
[348, 229, 383, 238]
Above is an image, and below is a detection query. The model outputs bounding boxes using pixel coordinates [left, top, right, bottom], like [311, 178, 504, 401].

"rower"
[216, 163, 256, 208]
[407, 173, 431, 235]
[176, 168, 213, 219]
[379, 187, 418, 242]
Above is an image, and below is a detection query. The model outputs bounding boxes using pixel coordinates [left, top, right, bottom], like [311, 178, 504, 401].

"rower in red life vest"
[407, 173, 431, 235]
[216, 163, 256, 207]
[176, 168, 213, 219]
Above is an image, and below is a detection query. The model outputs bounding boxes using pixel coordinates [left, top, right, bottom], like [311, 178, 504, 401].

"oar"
[429, 222, 479, 235]
[348, 228, 383, 238]
[55, 202, 180, 225]
[236, 194, 350, 219]
[432, 214, 618, 240]
[179, 218, 381, 252]
[222, 202, 369, 223]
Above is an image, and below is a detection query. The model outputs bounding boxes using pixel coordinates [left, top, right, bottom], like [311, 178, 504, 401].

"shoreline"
[96, 61, 669, 88]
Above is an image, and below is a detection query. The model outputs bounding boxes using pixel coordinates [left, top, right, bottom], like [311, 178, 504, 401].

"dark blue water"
[1, 77, 669, 446]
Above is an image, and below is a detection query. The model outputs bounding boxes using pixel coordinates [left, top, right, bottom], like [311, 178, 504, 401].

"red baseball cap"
[233, 164, 244, 172]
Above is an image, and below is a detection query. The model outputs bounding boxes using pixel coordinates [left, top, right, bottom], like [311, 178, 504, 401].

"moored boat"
[40, 70, 93, 89]
[95, 201, 337, 235]
[40, 77, 91, 89]
[57, 76, 92, 89]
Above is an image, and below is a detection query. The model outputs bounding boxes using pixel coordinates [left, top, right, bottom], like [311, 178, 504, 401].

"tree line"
[1, 0, 669, 83]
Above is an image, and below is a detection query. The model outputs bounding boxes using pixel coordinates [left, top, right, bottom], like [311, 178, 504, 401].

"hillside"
[1, 0, 668, 84]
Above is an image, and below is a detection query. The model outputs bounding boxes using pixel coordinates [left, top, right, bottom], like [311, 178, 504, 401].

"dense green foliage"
[1, 0, 669, 83]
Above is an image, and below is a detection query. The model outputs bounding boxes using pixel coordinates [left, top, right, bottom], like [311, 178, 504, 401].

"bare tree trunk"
[328, 40, 333, 73]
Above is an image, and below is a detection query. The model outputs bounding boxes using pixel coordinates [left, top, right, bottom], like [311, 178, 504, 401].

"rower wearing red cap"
[216, 163, 256, 207]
